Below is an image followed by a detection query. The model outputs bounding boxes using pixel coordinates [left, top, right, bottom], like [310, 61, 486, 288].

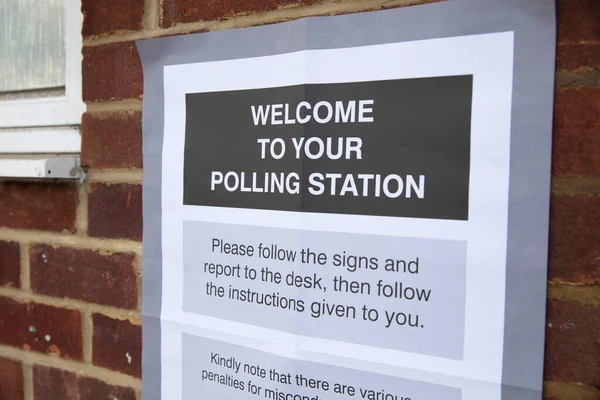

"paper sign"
[138, 1, 556, 399]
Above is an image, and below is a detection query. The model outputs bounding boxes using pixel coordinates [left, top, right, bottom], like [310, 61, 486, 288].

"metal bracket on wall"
[0, 156, 85, 182]
[0, 126, 85, 182]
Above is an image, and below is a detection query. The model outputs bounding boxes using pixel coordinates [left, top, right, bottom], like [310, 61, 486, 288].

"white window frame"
[0, 0, 84, 179]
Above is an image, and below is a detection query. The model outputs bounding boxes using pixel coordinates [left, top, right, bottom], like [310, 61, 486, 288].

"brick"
[0, 241, 20, 288]
[557, 43, 600, 71]
[0, 296, 82, 360]
[88, 184, 142, 241]
[33, 365, 136, 400]
[83, 42, 142, 102]
[329, 0, 442, 17]
[278, 0, 321, 5]
[552, 88, 600, 176]
[30, 245, 138, 310]
[160, 0, 440, 29]
[93, 314, 141, 378]
[0, 358, 23, 400]
[81, 111, 142, 169]
[161, 0, 435, 26]
[82, 0, 144, 37]
[557, 0, 600, 43]
[544, 299, 600, 386]
[548, 194, 600, 284]
[0, 182, 77, 232]
[161, 0, 279, 26]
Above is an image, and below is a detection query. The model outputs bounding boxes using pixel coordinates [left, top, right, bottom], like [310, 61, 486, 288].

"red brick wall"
[0, 0, 598, 399]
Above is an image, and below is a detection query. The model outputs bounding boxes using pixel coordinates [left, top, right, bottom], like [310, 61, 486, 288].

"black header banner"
[183, 76, 472, 220]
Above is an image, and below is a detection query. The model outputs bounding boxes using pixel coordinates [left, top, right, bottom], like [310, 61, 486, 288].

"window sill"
[0, 156, 83, 181]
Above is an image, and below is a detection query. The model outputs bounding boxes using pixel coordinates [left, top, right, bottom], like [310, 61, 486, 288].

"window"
[0, 0, 84, 179]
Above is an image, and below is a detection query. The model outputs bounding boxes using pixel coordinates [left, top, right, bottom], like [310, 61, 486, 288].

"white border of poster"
[160, 33, 513, 399]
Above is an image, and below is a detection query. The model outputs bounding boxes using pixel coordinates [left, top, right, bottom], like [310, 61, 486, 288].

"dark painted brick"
[0, 296, 82, 360]
[30, 245, 138, 309]
[0, 241, 20, 288]
[548, 194, 600, 284]
[0, 182, 77, 232]
[557, 0, 600, 43]
[552, 88, 600, 177]
[544, 299, 600, 386]
[93, 314, 142, 378]
[81, 111, 142, 169]
[83, 42, 143, 102]
[82, 0, 144, 37]
[88, 184, 142, 241]
[33, 365, 136, 400]
[0, 358, 23, 400]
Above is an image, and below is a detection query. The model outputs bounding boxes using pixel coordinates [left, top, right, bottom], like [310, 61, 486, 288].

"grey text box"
[183, 221, 467, 359]
[183, 334, 462, 400]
